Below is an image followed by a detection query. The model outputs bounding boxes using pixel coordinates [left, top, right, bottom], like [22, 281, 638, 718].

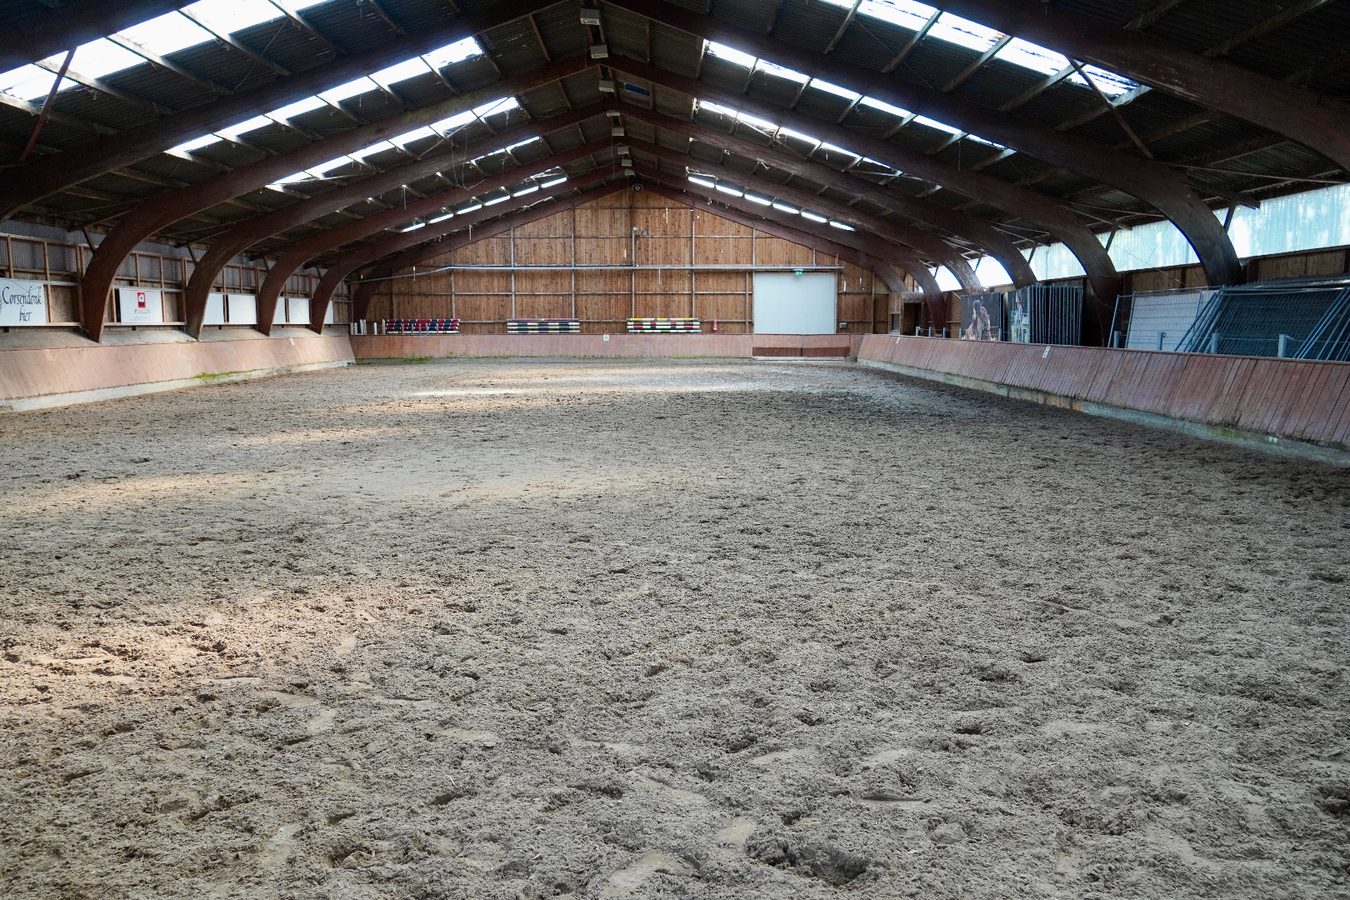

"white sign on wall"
[116, 287, 164, 324]
[273, 296, 288, 324]
[204, 292, 227, 325]
[0, 278, 47, 326]
[287, 296, 310, 325]
[227, 294, 257, 324]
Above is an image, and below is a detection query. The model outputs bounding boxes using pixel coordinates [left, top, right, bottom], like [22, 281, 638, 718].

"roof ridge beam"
[0, 0, 564, 222]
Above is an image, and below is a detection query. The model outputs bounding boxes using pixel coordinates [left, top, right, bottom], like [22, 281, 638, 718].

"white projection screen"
[753, 272, 836, 334]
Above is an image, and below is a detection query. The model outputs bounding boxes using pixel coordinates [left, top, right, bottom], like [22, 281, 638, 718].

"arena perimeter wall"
[859, 336, 1350, 465]
[349, 333, 863, 360]
[0, 328, 354, 412]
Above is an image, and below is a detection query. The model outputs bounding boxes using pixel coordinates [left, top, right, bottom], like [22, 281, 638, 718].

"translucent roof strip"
[730, 0, 1140, 97]
[0, 7, 483, 112]
[688, 173, 855, 232]
[703, 42, 1007, 148]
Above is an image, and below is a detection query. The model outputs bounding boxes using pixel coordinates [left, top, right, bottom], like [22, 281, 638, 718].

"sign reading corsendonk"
[0, 278, 47, 326]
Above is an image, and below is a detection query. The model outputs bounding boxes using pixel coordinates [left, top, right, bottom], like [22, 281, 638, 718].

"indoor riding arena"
[1, 3, 1348, 900]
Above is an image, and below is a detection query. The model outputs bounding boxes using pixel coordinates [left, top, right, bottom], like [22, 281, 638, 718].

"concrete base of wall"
[350, 333, 862, 361]
[860, 358, 1350, 467]
[0, 329, 354, 412]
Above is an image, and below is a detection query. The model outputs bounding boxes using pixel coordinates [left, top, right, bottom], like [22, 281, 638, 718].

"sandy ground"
[1, 358, 1348, 900]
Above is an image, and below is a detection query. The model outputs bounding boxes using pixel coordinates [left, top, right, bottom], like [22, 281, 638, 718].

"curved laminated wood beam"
[927, 0, 1350, 174]
[604, 0, 1242, 290]
[253, 140, 613, 335]
[622, 134, 981, 291]
[616, 103, 1037, 289]
[314, 177, 623, 327]
[182, 105, 604, 336]
[633, 165, 948, 324]
[610, 58, 1119, 331]
[0, 1, 195, 73]
[0, 0, 563, 221]
[78, 57, 590, 341]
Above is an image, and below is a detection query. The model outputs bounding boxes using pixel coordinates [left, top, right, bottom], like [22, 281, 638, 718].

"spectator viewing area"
[1, 1, 1348, 898]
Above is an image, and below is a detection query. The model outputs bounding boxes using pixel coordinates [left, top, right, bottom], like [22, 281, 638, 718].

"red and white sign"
[116, 287, 164, 324]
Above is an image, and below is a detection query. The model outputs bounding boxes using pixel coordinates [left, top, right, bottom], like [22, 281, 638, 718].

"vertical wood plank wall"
[364, 191, 898, 334]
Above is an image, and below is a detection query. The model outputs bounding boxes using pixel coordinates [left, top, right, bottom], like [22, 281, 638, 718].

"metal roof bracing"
[0, 0, 1344, 340]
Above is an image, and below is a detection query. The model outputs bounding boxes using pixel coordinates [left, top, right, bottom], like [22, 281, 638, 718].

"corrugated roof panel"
[534, 4, 591, 62]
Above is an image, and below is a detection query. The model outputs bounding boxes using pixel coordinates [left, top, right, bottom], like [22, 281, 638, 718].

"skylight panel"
[474, 97, 520, 117]
[997, 38, 1068, 78]
[270, 95, 326, 120]
[861, 96, 910, 118]
[0, 65, 57, 102]
[119, 11, 214, 56]
[372, 58, 430, 86]
[506, 137, 541, 152]
[320, 77, 378, 104]
[311, 156, 357, 174]
[391, 126, 435, 146]
[1072, 65, 1136, 99]
[778, 127, 821, 147]
[929, 12, 1001, 52]
[756, 59, 807, 84]
[706, 41, 757, 70]
[61, 39, 144, 80]
[811, 79, 860, 101]
[184, 0, 283, 33]
[856, 0, 937, 31]
[817, 141, 859, 160]
[350, 140, 397, 160]
[217, 114, 272, 138]
[170, 134, 221, 153]
[434, 109, 477, 132]
[424, 37, 484, 69]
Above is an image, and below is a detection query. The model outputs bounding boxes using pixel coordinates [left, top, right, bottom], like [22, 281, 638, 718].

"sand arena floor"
[1, 358, 1348, 900]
